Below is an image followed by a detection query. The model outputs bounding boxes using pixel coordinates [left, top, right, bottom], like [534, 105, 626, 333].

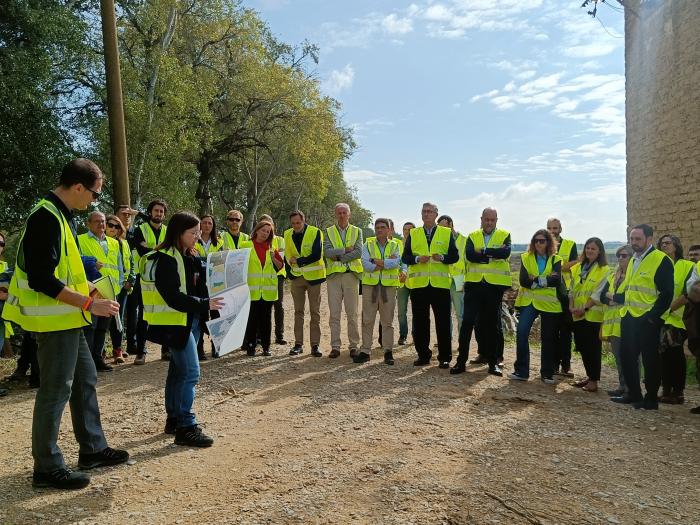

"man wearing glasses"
[2, 158, 128, 489]
[129, 199, 168, 365]
[222, 210, 250, 250]
[401, 202, 459, 368]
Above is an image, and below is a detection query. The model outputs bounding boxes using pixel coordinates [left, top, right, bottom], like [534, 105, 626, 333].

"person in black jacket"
[143, 212, 224, 447]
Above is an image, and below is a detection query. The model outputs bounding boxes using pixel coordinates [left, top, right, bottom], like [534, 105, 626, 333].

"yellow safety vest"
[325, 224, 363, 275]
[362, 238, 401, 287]
[272, 235, 286, 277]
[221, 231, 250, 250]
[557, 238, 576, 289]
[133, 223, 166, 275]
[662, 258, 695, 329]
[570, 261, 610, 323]
[240, 241, 279, 301]
[140, 248, 187, 326]
[602, 273, 625, 338]
[514, 252, 563, 313]
[0, 261, 12, 338]
[464, 229, 512, 287]
[2, 199, 91, 332]
[78, 233, 121, 295]
[395, 237, 406, 289]
[283, 225, 326, 281]
[450, 233, 468, 278]
[405, 226, 452, 290]
[620, 248, 669, 318]
[118, 238, 131, 278]
[195, 237, 225, 258]
[0, 261, 7, 274]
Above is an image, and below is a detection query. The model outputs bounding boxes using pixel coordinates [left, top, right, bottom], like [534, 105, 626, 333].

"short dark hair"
[147, 199, 168, 216]
[631, 224, 653, 238]
[437, 214, 453, 226]
[59, 158, 102, 189]
[403, 221, 415, 228]
[156, 211, 199, 255]
[289, 210, 305, 221]
[374, 218, 390, 228]
[688, 244, 700, 252]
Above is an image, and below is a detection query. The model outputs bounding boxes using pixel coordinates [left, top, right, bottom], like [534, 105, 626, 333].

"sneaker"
[164, 417, 177, 435]
[133, 354, 146, 365]
[262, 348, 272, 356]
[353, 352, 370, 363]
[289, 344, 303, 356]
[311, 345, 322, 357]
[508, 373, 528, 381]
[384, 351, 395, 365]
[541, 376, 556, 385]
[33, 468, 90, 490]
[175, 425, 214, 448]
[113, 348, 125, 364]
[78, 447, 130, 470]
[438, 362, 450, 369]
[397, 338, 406, 345]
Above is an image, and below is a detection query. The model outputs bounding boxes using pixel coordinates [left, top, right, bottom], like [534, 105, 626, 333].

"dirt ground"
[1, 287, 699, 525]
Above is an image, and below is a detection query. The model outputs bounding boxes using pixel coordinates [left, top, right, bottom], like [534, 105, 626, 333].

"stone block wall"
[625, 0, 700, 248]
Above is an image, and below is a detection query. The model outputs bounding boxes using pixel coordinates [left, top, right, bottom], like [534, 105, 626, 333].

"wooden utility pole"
[100, 0, 130, 209]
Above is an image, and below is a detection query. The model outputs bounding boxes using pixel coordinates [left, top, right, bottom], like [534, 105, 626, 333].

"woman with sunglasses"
[105, 214, 134, 364]
[600, 245, 634, 397]
[195, 214, 224, 360]
[141, 211, 224, 446]
[508, 230, 562, 384]
[569, 237, 610, 393]
[656, 234, 695, 404]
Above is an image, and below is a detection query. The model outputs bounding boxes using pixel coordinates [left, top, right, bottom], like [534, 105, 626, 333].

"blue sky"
[246, 0, 627, 243]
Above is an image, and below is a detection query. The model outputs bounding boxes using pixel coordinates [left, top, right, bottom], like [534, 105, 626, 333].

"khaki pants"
[361, 284, 397, 354]
[327, 272, 360, 351]
[290, 277, 322, 346]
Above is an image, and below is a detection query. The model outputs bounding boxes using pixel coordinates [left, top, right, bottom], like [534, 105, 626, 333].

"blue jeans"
[514, 304, 558, 379]
[165, 318, 201, 428]
[397, 287, 411, 340]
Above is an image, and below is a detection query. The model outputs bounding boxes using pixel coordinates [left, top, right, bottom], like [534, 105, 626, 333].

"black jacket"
[146, 250, 210, 349]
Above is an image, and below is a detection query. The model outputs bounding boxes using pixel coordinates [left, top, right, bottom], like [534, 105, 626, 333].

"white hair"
[335, 203, 351, 213]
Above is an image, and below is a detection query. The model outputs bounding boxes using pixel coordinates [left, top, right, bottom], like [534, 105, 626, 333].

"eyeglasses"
[534, 238, 547, 244]
[660, 240, 673, 246]
[106, 222, 122, 230]
[0, 241, 5, 247]
[617, 253, 629, 259]
[82, 184, 102, 200]
[227, 217, 241, 222]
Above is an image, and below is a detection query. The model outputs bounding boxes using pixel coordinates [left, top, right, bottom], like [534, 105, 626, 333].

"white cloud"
[323, 64, 355, 95]
[382, 13, 413, 34]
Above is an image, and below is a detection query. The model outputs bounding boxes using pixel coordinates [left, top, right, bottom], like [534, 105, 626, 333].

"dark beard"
[150, 216, 163, 224]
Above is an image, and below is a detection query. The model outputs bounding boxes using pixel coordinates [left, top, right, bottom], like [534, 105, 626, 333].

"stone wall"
[625, 0, 700, 248]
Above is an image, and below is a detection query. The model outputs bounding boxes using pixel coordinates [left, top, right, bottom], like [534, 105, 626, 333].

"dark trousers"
[474, 304, 505, 362]
[410, 285, 452, 362]
[457, 282, 504, 366]
[620, 313, 662, 401]
[125, 277, 146, 354]
[84, 315, 111, 364]
[108, 288, 128, 349]
[573, 319, 602, 381]
[17, 331, 39, 380]
[552, 315, 573, 371]
[245, 300, 273, 351]
[660, 345, 686, 395]
[274, 276, 285, 340]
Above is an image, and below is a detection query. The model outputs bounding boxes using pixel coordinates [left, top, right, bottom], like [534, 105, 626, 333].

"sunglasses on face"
[617, 253, 629, 259]
[534, 238, 547, 244]
[0, 241, 5, 247]
[82, 184, 102, 200]
[107, 222, 122, 230]
[227, 217, 241, 222]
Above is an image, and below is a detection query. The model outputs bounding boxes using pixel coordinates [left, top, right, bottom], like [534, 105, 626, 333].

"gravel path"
[1, 289, 698, 525]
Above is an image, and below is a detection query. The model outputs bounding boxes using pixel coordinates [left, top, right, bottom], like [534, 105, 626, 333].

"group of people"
[1, 158, 699, 491]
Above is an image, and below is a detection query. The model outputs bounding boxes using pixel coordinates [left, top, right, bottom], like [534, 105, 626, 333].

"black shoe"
[397, 338, 406, 345]
[438, 362, 450, 369]
[384, 352, 394, 365]
[95, 360, 113, 372]
[633, 399, 659, 410]
[28, 377, 40, 389]
[246, 347, 256, 357]
[78, 447, 130, 470]
[0, 388, 7, 397]
[450, 363, 466, 375]
[311, 345, 322, 357]
[413, 357, 431, 366]
[198, 353, 208, 361]
[488, 365, 503, 377]
[289, 344, 303, 356]
[470, 355, 488, 365]
[607, 388, 625, 397]
[353, 352, 370, 364]
[262, 348, 272, 356]
[275, 338, 287, 345]
[8, 368, 28, 382]
[175, 425, 214, 448]
[690, 406, 700, 414]
[610, 395, 641, 405]
[33, 468, 90, 490]
[164, 417, 177, 435]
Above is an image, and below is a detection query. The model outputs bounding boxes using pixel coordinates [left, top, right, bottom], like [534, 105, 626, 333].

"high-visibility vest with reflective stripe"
[140, 248, 187, 326]
[132, 223, 166, 275]
[464, 229, 512, 287]
[406, 226, 452, 290]
[450, 233, 468, 278]
[78, 233, 121, 295]
[620, 249, 669, 318]
[557, 238, 576, 290]
[362, 238, 401, 287]
[514, 252, 563, 313]
[662, 258, 695, 329]
[602, 273, 625, 338]
[118, 238, 131, 278]
[395, 237, 406, 289]
[325, 224, 363, 275]
[221, 231, 249, 251]
[240, 241, 279, 301]
[0, 261, 7, 274]
[2, 199, 91, 332]
[195, 237, 225, 258]
[283, 226, 326, 281]
[570, 261, 610, 323]
[272, 235, 286, 277]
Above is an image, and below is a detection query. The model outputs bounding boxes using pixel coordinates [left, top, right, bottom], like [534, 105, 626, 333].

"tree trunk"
[196, 152, 213, 216]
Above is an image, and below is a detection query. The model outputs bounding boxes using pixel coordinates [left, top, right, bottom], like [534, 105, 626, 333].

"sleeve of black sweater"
[296, 230, 322, 267]
[600, 280, 612, 305]
[648, 257, 675, 320]
[24, 208, 66, 298]
[442, 234, 459, 265]
[569, 244, 578, 261]
[401, 234, 415, 266]
[519, 264, 533, 289]
[132, 226, 151, 257]
[465, 237, 489, 264]
[154, 254, 208, 315]
[484, 234, 512, 260]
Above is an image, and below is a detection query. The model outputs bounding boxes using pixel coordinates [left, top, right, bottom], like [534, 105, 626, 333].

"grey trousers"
[33, 328, 108, 472]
